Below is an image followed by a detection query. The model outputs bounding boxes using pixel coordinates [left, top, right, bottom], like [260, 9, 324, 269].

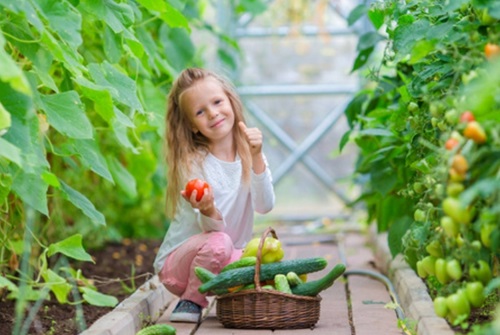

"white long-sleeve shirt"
[153, 152, 275, 273]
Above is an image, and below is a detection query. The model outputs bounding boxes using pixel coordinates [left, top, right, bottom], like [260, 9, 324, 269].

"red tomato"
[185, 179, 209, 201]
[445, 138, 459, 150]
[459, 111, 475, 123]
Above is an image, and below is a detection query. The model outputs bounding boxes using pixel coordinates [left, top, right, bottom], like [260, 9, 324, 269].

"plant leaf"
[73, 139, 114, 182]
[60, 180, 106, 226]
[47, 234, 94, 262]
[80, 287, 118, 307]
[40, 91, 93, 139]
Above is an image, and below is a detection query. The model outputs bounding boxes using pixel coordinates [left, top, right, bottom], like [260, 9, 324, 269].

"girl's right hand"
[181, 185, 220, 219]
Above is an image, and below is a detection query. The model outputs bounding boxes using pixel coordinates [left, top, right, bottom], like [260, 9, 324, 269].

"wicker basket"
[216, 227, 321, 329]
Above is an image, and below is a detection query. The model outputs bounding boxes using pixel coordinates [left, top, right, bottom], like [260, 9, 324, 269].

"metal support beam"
[235, 25, 356, 38]
[245, 100, 350, 203]
[238, 84, 357, 97]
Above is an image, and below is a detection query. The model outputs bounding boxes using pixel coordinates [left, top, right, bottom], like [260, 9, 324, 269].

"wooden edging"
[79, 275, 176, 335]
[369, 227, 454, 335]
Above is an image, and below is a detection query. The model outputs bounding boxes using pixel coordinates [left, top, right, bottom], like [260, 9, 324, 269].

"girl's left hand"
[181, 185, 220, 219]
[239, 121, 262, 156]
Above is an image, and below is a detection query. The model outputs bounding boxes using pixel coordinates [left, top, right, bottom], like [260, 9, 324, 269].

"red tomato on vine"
[185, 179, 209, 201]
[459, 111, 475, 123]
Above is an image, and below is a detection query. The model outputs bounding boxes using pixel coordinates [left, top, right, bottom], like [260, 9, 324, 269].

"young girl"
[153, 68, 275, 323]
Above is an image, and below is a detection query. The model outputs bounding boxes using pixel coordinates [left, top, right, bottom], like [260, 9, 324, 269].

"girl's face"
[180, 77, 235, 146]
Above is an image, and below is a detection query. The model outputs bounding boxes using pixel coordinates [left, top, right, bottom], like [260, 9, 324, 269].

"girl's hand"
[239, 121, 262, 156]
[181, 185, 220, 219]
[239, 121, 265, 174]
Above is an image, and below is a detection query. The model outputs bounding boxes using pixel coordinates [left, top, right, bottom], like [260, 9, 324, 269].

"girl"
[153, 68, 275, 323]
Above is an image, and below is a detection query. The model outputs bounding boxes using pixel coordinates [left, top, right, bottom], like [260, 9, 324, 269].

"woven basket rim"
[217, 288, 322, 301]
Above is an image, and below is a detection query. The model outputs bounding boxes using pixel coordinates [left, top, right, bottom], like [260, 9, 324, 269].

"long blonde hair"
[165, 68, 252, 217]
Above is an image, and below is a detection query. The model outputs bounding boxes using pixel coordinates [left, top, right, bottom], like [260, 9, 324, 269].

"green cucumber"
[286, 271, 303, 287]
[274, 274, 292, 294]
[135, 324, 176, 335]
[199, 257, 327, 293]
[194, 266, 216, 283]
[291, 263, 346, 296]
[221, 256, 257, 272]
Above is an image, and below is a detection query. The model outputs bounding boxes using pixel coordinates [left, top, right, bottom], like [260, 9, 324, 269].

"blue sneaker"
[169, 300, 202, 323]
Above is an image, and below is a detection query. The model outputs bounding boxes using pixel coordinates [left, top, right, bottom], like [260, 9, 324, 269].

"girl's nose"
[207, 107, 219, 119]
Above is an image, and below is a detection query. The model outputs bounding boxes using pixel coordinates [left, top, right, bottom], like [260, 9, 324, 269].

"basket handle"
[253, 226, 279, 291]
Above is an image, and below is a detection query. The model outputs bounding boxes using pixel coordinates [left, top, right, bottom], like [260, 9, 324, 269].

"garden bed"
[0, 239, 162, 335]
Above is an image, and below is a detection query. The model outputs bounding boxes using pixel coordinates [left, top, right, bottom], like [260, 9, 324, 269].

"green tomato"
[435, 258, 450, 284]
[414, 209, 426, 222]
[465, 281, 485, 308]
[446, 292, 470, 318]
[480, 223, 495, 248]
[416, 260, 428, 278]
[413, 182, 424, 194]
[426, 240, 444, 258]
[446, 259, 463, 281]
[434, 296, 449, 318]
[441, 216, 459, 238]
[442, 197, 472, 225]
[469, 260, 492, 285]
[407, 102, 419, 113]
[446, 182, 464, 197]
[421, 256, 437, 276]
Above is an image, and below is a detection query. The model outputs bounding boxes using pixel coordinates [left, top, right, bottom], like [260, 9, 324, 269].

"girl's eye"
[195, 110, 203, 116]
[215, 99, 222, 105]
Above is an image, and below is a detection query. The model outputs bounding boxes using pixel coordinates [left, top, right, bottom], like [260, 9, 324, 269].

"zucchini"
[135, 324, 176, 335]
[198, 257, 327, 293]
[220, 256, 257, 272]
[286, 271, 303, 287]
[274, 274, 292, 294]
[291, 263, 346, 296]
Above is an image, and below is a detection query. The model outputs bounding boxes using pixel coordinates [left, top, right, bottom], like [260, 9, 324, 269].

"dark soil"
[0, 239, 162, 335]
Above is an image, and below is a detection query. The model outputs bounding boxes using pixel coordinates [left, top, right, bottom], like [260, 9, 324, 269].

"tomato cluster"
[413, 111, 498, 323]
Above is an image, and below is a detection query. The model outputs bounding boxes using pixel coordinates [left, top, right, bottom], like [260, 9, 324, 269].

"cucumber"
[286, 271, 303, 287]
[194, 266, 216, 283]
[220, 256, 257, 272]
[198, 257, 327, 293]
[135, 324, 176, 335]
[274, 274, 292, 294]
[291, 263, 346, 296]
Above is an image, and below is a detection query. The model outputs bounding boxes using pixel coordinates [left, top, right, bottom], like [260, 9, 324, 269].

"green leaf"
[79, 0, 135, 33]
[73, 139, 114, 182]
[0, 137, 22, 166]
[388, 216, 412, 257]
[41, 171, 60, 188]
[107, 156, 137, 198]
[60, 180, 106, 226]
[75, 77, 115, 124]
[347, 4, 368, 26]
[159, 26, 195, 71]
[357, 32, 385, 51]
[41, 268, 72, 303]
[0, 173, 13, 204]
[11, 169, 48, 215]
[408, 40, 436, 64]
[80, 287, 118, 307]
[351, 46, 374, 72]
[0, 101, 11, 130]
[34, 0, 82, 48]
[40, 91, 93, 139]
[339, 130, 352, 153]
[358, 128, 394, 137]
[236, 0, 267, 15]
[0, 275, 18, 292]
[368, 7, 385, 30]
[47, 234, 94, 262]
[136, 0, 190, 30]
[0, 33, 32, 95]
[88, 62, 143, 113]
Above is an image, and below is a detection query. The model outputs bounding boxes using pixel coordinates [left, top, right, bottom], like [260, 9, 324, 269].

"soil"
[0, 238, 162, 335]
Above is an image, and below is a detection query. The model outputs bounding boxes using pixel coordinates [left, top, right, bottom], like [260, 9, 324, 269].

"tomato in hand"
[185, 179, 209, 201]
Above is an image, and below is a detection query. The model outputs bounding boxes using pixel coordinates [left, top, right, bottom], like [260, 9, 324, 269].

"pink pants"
[159, 231, 242, 308]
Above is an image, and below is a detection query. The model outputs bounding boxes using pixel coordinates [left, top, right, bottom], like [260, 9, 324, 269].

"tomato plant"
[347, 0, 500, 330]
[185, 179, 209, 201]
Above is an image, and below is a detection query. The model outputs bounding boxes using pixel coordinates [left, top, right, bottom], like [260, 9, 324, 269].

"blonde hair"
[165, 68, 252, 217]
